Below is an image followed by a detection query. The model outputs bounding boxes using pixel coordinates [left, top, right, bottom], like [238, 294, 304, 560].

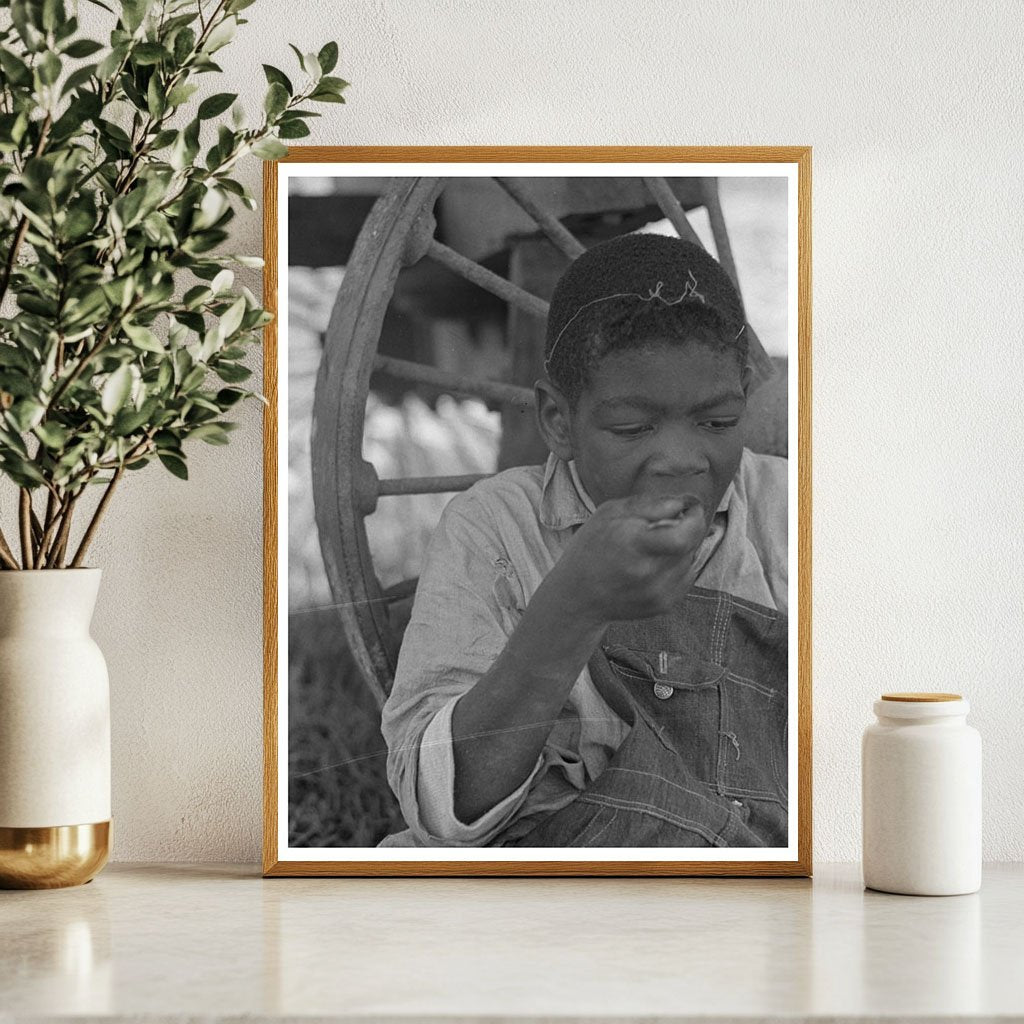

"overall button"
[654, 651, 672, 699]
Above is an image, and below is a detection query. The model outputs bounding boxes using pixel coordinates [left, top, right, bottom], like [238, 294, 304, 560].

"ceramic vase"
[0, 568, 111, 888]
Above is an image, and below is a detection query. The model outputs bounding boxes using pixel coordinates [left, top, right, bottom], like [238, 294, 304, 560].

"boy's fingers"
[636, 516, 705, 556]
[624, 492, 702, 522]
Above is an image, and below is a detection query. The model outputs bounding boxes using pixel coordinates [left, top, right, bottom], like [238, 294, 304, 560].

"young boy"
[380, 232, 788, 848]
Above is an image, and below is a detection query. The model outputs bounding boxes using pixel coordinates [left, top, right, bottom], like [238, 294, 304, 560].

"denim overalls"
[507, 586, 788, 847]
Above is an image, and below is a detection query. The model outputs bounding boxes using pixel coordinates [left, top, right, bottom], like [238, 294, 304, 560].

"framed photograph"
[263, 147, 811, 876]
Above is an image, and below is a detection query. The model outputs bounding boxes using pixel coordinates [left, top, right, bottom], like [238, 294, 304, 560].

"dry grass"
[287, 608, 405, 847]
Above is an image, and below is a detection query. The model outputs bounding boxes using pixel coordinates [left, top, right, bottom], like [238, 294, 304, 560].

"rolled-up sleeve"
[379, 491, 543, 846]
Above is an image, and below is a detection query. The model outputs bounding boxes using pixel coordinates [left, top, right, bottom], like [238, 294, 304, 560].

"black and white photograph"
[267, 151, 810, 875]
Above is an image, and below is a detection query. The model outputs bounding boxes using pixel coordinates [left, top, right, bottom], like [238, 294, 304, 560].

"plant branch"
[0, 113, 53, 310]
[70, 464, 124, 567]
[35, 486, 66, 566]
[44, 490, 79, 569]
[0, 525, 19, 570]
[46, 298, 141, 413]
[18, 489, 34, 569]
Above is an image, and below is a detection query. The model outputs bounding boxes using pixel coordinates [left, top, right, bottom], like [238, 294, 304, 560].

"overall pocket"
[716, 671, 787, 806]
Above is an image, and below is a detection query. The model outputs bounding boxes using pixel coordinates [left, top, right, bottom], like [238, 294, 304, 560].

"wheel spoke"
[699, 179, 740, 287]
[641, 176, 706, 248]
[426, 238, 550, 319]
[377, 474, 491, 497]
[373, 355, 534, 406]
[641, 176, 776, 389]
[494, 178, 587, 260]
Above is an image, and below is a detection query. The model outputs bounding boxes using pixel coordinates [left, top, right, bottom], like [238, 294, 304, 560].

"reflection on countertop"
[2, 862, 1021, 1020]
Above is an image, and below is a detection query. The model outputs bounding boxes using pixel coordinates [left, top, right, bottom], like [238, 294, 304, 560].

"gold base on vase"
[0, 821, 111, 889]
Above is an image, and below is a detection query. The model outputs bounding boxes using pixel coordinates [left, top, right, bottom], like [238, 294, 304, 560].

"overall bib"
[507, 586, 788, 848]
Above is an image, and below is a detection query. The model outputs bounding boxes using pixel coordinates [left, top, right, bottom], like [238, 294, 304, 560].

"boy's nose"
[646, 428, 711, 479]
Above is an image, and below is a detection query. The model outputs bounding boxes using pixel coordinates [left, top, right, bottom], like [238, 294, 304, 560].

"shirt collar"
[539, 453, 735, 532]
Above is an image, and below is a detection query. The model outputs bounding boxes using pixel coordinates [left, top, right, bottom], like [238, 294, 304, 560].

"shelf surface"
[2, 862, 1022, 1021]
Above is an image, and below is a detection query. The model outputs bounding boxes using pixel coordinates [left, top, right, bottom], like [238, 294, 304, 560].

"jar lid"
[881, 692, 962, 702]
[874, 695, 969, 720]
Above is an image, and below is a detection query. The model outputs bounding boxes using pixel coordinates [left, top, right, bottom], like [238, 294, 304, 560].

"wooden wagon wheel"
[311, 176, 774, 709]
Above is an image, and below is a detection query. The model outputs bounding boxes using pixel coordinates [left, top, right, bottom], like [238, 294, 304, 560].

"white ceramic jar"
[862, 692, 981, 896]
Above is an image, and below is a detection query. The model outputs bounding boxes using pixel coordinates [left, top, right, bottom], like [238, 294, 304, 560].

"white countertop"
[2, 862, 1022, 1021]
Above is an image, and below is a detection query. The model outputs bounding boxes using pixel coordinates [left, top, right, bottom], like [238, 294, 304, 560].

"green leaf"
[181, 365, 206, 391]
[60, 62, 97, 96]
[277, 120, 310, 140]
[63, 38, 104, 58]
[264, 82, 288, 117]
[158, 452, 188, 479]
[214, 362, 251, 384]
[58, 14, 79, 42]
[210, 269, 234, 294]
[123, 321, 164, 353]
[0, 346, 30, 371]
[217, 295, 246, 340]
[34, 421, 70, 449]
[0, 421, 30, 456]
[173, 26, 196, 65]
[155, 359, 173, 391]
[132, 42, 168, 66]
[146, 74, 165, 117]
[9, 399, 45, 432]
[10, 0, 45, 52]
[319, 76, 349, 93]
[101, 365, 133, 414]
[262, 63, 292, 94]
[228, 254, 263, 269]
[251, 137, 287, 160]
[17, 292, 58, 317]
[182, 285, 212, 310]
[112, 404, 152, 435]
[317, 41, 339, 75]
[166, 82, 199, 107]
[149, 128, 177, 149]
[202, 16, 236, 53]
[198, 91, 237, 119]
[309, 89, 346, 104]
[226, 0, 256, 11]
[38, 51, 62, 86]
[0, 50, 33, 87]
[121, 0, 153, 33]
[96, 43, 127, 81]
[1, 456, 46, 487]
[300, 51, 321, 80]
[98, 118, 132, 148]
[42, 0, 67, 33]
[215, 387, 247, 408]
[189, 422, 230, 445]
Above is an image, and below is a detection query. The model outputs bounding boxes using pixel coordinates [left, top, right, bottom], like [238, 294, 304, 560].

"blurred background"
[286, 175, 789, 847]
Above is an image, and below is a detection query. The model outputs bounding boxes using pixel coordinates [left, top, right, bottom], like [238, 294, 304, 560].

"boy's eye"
[701, 418, 741, 432]
[608, 424, 653, 438]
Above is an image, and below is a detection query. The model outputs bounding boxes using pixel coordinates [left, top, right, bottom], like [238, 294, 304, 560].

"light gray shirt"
[379, 449, 788, 847]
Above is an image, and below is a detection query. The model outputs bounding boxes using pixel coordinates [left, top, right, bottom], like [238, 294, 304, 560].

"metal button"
[653, 682, 673, 700]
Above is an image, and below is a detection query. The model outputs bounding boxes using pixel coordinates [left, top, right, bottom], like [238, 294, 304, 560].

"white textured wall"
[66, 0, 1024, 862]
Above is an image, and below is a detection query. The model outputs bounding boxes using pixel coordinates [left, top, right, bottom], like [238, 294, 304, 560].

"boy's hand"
[550, 493, 708, 625]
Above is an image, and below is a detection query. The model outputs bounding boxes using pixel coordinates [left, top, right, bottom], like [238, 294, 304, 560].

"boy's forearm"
[449, 568, 607, 825]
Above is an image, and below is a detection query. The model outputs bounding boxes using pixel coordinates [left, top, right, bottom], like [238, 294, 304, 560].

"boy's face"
[562, 341, 750, 520]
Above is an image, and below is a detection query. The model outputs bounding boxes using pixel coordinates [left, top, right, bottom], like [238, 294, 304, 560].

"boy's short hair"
[544, 233, 749, 404]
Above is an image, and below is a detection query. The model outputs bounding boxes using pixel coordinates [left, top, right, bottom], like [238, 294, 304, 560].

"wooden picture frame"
[263, 147, 812, 877]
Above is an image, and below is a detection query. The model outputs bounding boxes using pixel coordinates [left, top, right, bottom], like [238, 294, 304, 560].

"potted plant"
[0, 0, 345, 887]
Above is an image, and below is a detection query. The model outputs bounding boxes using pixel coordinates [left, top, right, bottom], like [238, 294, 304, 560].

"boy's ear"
[740, 363, 753, 397]
[534, 379, 575, 462]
